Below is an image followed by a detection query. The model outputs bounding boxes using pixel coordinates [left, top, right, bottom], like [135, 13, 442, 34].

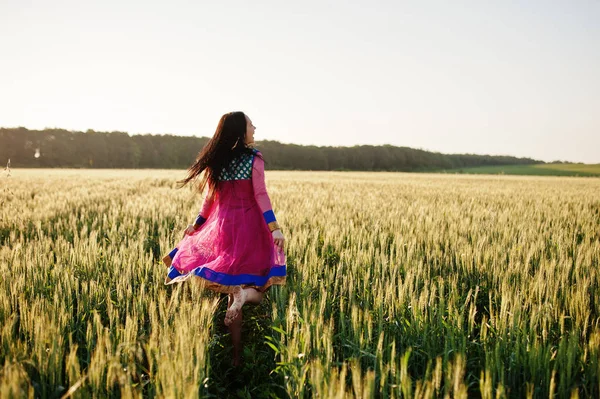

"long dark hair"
[178, 111, 258, 196]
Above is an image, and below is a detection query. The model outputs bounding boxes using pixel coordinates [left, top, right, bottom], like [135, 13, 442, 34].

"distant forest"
[0, 127, 541, 171]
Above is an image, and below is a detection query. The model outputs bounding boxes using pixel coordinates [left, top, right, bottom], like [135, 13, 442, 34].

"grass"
[1, 168, 599, 398]
[434, 163, 600, 177]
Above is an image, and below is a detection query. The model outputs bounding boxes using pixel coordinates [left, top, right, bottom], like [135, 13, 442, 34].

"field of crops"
[437, 164, 600, 177]
[1, 169, 599, 398]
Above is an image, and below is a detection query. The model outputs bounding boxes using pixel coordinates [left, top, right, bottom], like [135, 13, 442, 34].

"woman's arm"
[252, 154, 280, 232]
[193, 193, 215, 229]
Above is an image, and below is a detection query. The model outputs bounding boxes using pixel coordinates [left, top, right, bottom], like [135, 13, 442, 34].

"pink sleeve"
[194, 190, 216, 226]
[199, 194, 215, 218]
[252, 153, 277, 224]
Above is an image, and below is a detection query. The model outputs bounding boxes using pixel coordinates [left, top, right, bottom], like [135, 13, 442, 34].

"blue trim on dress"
[263, 210, 276, 223]
[194, 215, 207, 226]
[167, 264, 286, 286]
[168, 247, 178, 259]
[167, 264, 183, 279]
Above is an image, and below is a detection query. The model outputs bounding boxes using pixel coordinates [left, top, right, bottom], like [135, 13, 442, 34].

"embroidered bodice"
[219, 150, 256, 181]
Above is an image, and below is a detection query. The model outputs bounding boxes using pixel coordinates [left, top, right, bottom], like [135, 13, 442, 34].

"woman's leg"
[225, 287, 265, 366]
[227, 294, 243, 367]
[243, 287, 264, 304]
[225, 287, 264, 325]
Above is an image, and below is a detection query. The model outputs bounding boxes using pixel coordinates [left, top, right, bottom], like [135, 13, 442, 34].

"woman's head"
[178, 111, 259, 193]
[208, 111, 256, 148]
[213, 111, 248, 150]
[245, 115, 255, 145]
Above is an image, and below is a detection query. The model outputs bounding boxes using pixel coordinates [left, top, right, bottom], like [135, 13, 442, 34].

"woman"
[162, 111, 286, 366]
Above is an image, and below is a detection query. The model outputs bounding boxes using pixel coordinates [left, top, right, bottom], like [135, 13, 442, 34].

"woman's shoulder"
[250, 148, 265, 171]
[250, 147, 264, 160]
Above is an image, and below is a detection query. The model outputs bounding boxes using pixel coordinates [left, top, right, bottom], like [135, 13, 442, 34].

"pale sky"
[1, 0, 598, 163]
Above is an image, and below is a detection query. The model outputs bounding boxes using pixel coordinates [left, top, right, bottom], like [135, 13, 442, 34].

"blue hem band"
[196, 265, 286, 286]
[167, 265, 286, 286]
[168, 247, 178, 259]
[167, 265, 182, 280]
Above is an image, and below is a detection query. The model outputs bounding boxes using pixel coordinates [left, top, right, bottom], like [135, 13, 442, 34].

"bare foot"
[225, 286, 246, 326]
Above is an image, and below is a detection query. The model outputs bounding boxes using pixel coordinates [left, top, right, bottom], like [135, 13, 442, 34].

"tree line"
[0, 127, 541, 171]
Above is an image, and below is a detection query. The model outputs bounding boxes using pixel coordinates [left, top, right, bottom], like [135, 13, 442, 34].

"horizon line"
[1, 125, 594, 165]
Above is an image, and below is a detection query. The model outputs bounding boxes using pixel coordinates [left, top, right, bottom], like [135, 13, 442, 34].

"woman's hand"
[272, 229, 285, 252]
[183, 224, 197, 237]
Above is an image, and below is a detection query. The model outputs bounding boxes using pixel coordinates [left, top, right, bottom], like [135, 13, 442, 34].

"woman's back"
[218, 149, 257, 182]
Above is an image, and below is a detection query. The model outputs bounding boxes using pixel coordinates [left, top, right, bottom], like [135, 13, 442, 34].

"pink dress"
[162, 149, 286, 293]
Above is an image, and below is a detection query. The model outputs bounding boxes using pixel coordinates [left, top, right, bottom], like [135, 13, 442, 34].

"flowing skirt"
[163, 180, 286, 293]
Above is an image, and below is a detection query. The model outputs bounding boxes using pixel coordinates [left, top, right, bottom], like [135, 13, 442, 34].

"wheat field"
[1, 169, 599, 398]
